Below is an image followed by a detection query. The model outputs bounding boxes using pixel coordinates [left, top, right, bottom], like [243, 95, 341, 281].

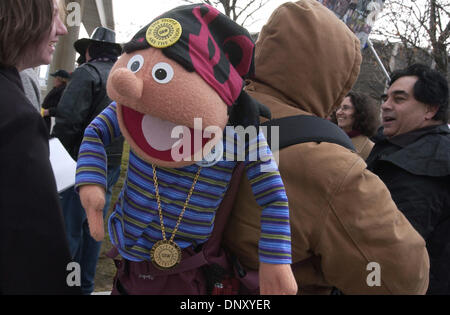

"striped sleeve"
[75, 102, 121, 191]
[244, 131, 292, 265]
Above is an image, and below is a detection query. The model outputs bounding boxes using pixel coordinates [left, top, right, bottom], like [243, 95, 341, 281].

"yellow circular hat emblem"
[146, 18, 182, 49]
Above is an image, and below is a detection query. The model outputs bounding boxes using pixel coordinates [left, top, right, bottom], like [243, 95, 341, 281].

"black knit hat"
[123, 3, 270, 127]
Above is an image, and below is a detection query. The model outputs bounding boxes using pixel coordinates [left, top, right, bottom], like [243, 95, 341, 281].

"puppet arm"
[75, 102, 122, 241]
[259, 262, 298, 295]
[244, 131, 297, 295]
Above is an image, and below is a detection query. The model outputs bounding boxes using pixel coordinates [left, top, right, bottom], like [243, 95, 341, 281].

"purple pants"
[108, 247, 209, 295]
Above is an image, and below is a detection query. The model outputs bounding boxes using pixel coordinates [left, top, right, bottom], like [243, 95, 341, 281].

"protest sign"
[317, 0, 385, 49]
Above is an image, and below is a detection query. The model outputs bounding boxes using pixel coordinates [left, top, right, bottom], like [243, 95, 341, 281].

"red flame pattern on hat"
[189, 6, 254, 106]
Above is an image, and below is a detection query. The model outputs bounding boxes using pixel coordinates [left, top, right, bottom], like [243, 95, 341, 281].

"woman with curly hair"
[335, 91, 381, 160]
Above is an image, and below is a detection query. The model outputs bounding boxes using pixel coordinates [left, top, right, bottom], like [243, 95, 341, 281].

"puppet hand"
[79, 185, 106, 242]
[259, 262, 298, 295]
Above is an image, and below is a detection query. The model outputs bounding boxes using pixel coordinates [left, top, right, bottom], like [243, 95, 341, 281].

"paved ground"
[93, 234, 116, 292]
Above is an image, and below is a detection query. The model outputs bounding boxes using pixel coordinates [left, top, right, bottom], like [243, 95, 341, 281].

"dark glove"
[228, 90, 272, 128]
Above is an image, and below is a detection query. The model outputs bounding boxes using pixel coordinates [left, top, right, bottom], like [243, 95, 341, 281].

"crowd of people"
[51, 26, 124, 295]
[0, 0, 449, 295]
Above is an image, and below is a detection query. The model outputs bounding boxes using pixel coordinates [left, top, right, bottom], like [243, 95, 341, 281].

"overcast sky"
[112, 0, 289, 43]
[61, 0, 290, 81]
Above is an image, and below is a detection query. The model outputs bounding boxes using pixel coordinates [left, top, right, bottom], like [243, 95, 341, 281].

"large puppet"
[76, 4, 297, 295]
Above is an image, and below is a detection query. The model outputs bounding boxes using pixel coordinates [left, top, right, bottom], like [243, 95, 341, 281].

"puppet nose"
[109, 68, 143, 101]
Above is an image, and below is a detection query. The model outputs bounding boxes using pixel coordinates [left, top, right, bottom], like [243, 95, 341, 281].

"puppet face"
[107, 48, 229, 168]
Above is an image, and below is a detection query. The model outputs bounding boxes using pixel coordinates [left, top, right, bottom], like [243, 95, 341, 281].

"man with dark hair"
[52, 27, 124, 295]
[367, 63, 450, 294]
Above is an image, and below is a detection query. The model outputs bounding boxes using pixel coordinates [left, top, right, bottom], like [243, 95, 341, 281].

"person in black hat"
[76, 55, 85, 66]
[51, 69, 71, 79]
[41, 70, 71, 135]
[52, 26, 124, 295]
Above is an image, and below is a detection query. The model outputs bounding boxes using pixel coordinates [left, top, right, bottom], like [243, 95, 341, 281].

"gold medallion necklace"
[150, 165, 202, 270]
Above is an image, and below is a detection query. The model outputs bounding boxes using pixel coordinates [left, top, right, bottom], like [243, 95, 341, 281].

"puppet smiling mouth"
[120, 105, 210, 162]
[141, 115, 181, 151]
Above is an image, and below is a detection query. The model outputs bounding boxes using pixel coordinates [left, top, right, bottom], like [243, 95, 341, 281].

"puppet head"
[107, 4, 269, 168]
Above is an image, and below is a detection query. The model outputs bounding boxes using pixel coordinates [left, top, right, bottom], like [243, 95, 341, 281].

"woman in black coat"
[0, 0, 79, 294]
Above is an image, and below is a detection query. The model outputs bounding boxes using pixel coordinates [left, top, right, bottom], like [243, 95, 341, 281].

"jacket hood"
[371, 124, 450, 177]
[250, 0, 361, 118]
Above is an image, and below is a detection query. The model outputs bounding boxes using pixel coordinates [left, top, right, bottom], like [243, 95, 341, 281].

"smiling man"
[367, 63, 450, 294]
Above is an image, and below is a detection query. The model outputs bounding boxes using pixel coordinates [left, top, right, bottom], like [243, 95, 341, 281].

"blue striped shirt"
[75, 103, 292, 264]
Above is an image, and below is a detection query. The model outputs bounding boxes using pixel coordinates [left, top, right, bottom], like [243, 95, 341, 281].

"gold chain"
[152, 165, 202, 243]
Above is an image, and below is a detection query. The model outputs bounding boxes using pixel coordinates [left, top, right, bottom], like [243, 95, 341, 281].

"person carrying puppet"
[75, 3, 297, 295]
[223, 0, 429, 295]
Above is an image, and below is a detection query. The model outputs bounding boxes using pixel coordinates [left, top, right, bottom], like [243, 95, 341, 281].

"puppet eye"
[127, 55, 144, 73]
[152, 62, 174, 84]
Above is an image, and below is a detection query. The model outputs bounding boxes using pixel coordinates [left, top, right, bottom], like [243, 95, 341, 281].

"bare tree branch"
[178, 0, 271, 28]
[373, 0, 449, 76]
[438, 20, 450, 44]
[240, 0, 271, 26]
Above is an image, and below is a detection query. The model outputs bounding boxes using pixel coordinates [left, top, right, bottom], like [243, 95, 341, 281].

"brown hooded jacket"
[223, 0, 429, 295]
